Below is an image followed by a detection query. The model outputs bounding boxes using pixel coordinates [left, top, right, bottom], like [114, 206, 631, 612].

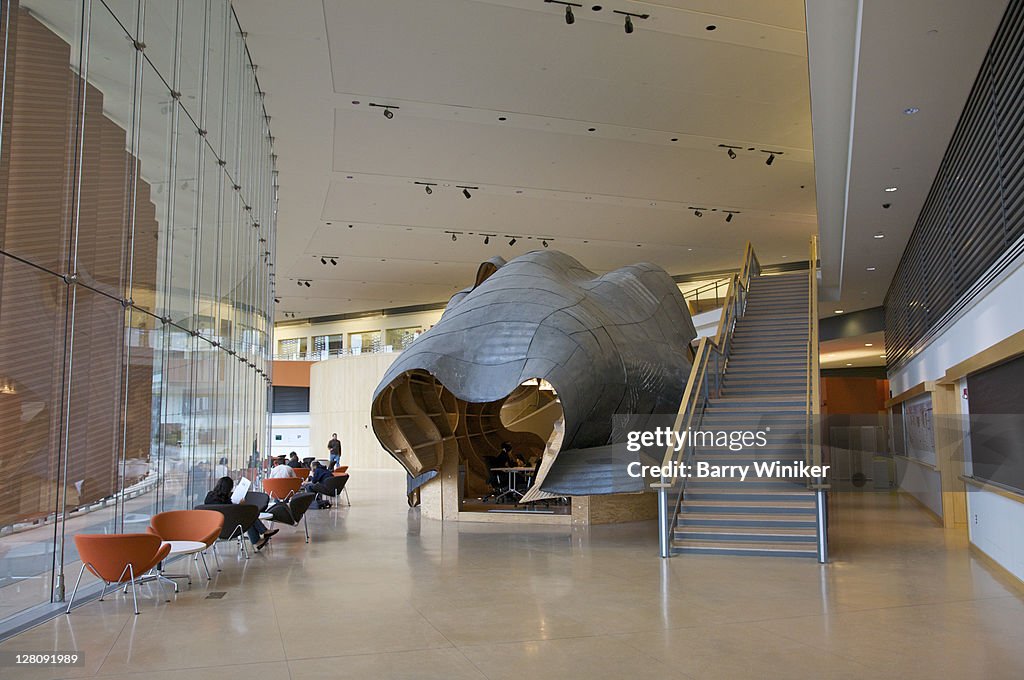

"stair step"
[677, 512, 817, 528]
[680, 499, 816, 513]
[685, 489, 815, 502]
[672, 539, 818, 557]
[674, 526, 817, 542]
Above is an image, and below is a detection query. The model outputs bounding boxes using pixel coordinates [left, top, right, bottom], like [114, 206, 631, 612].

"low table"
[492, 466, 535, 503]
[140, 540, 207, 591]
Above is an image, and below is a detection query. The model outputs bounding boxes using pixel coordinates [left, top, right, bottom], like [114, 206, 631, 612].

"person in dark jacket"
[302, 461, 334, 508]
[205, 477, 278, 550]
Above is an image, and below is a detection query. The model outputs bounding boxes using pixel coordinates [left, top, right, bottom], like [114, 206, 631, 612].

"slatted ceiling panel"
[886, 0, 1024, 371]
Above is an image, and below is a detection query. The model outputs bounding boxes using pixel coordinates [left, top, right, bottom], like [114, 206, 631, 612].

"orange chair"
[67, 534, 172, 615]
[147, 510, 224, 580]
[292, 467, 311, 480]
[332, 466, 349, 476]
[263, 477, 302, 501]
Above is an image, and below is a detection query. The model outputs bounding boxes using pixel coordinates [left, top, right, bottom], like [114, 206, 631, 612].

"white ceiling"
[234, 0, 817, 320]
[809, 0, 1010, 315]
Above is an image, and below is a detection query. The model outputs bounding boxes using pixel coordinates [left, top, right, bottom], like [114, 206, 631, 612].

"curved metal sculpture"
[371, 250, 696, 500]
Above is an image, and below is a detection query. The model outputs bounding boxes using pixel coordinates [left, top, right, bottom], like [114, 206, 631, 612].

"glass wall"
[0, 0, 276, 624]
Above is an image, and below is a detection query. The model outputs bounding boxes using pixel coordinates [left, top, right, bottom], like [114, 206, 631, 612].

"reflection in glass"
[0, 0, 275, 627]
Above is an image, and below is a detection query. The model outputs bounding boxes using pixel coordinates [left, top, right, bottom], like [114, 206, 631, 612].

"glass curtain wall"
[0, 0, 276, 625]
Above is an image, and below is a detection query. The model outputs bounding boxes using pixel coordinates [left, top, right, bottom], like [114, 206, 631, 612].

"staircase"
[672, 272, 820, 558]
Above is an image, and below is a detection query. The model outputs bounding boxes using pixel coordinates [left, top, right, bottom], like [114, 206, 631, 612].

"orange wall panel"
[273, 360, 311, 387]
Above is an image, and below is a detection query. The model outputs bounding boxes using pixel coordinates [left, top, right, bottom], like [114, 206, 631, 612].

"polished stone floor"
[1, 471, 1023, 679]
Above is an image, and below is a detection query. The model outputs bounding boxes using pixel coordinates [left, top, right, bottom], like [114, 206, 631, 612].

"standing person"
[287, 451, 303, 468]
[327, 433, 342, 471]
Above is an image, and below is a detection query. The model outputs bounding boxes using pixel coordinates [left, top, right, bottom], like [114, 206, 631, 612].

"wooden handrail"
[657, 243, 760, 547]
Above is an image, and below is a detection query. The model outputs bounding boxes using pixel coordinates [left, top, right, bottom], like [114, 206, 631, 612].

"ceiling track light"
[760, 149, 783, 166]
[613, 9, 649, 34]
[484, 235, 490, 245]
[508, 236, 518, 246]
[331, 258, 337, 266]
[414, 181, 437, 195]
[320, 257, 327, 265]
[369, 102, 399, 119]
[544, 0, 582, 25]
[446, 230, 463, 242]
[457, 185, 478, 199]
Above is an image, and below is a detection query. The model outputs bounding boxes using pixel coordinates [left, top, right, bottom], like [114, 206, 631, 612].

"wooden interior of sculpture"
[372, 370, 562, 499]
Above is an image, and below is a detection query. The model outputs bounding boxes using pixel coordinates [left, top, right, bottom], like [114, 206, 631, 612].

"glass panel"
[277, 337, 307, 358]
[313, 334, 344, 358]
[101, 0, 141, 37]
[177, 0, 206, 125]
[203, 0, 229, 155]
[76, 0, 138, 301]
[349, 330, 382, 354]
[166, 101, 201, 330]
[0, 2, 274, 629]
[142, 0, 177, 90]
[384, 327, 423, 351]
[0, 254, 67, 619]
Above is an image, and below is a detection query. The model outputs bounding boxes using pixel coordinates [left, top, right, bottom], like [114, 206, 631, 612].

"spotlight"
[565, 5, 574, 23]
[542, 240, 548, 247]
[321, 257, 327, 265]
[304, 281, 311, 287]
[694, 210, 702, 218]
[331, 258, 337, 266]
[425, 185, 432, 195]
[726, 212, 733, 223]
[727, 148, 736, 159]
[296, 281, 302, 287]
[383, 107, 394, 119]
[509, 237, 517, 246]
[274, 297, 280, 303]
[463, 188, 471, 199]
[484, 235, 490, 245]
[766, 153, 775, 166]
[452, 233, 458, 242]
[624, 15, 633, 33]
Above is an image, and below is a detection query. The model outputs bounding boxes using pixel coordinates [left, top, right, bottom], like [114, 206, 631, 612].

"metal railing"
[656, 242, 760, 557]
[273, 345, 402, 361]
[806, 235, 828, 562]
[681, 277, 733, 313]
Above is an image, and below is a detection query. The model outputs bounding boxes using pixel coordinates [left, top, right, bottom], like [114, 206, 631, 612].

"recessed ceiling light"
[834, 310, 844, 314]
[874, 233, 885, 239]
[904, 107, 919, 115]
[846, 363, 853, 366]
[670, 138, 678, 142]
[865, 343, 873, 347]
[880, 354, 887, 358]
[587, 127, 596, 132]
[884, 186, 898, 192]
[706, 24, 717, 31]
[866, 266, 876, 271]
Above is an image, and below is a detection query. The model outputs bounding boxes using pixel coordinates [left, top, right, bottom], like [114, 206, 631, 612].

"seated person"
[269, 455, 297, 478]
[302, 461, 334, 508]
[287, 451, 305, 469]
[205, 477, 278, 550]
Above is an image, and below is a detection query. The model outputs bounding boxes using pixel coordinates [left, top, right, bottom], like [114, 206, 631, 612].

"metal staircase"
[674, 273, 817, 557]
[655, 240, 827, 561]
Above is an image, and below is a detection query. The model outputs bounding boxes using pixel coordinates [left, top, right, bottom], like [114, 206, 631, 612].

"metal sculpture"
[371, 250, 696, 500]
